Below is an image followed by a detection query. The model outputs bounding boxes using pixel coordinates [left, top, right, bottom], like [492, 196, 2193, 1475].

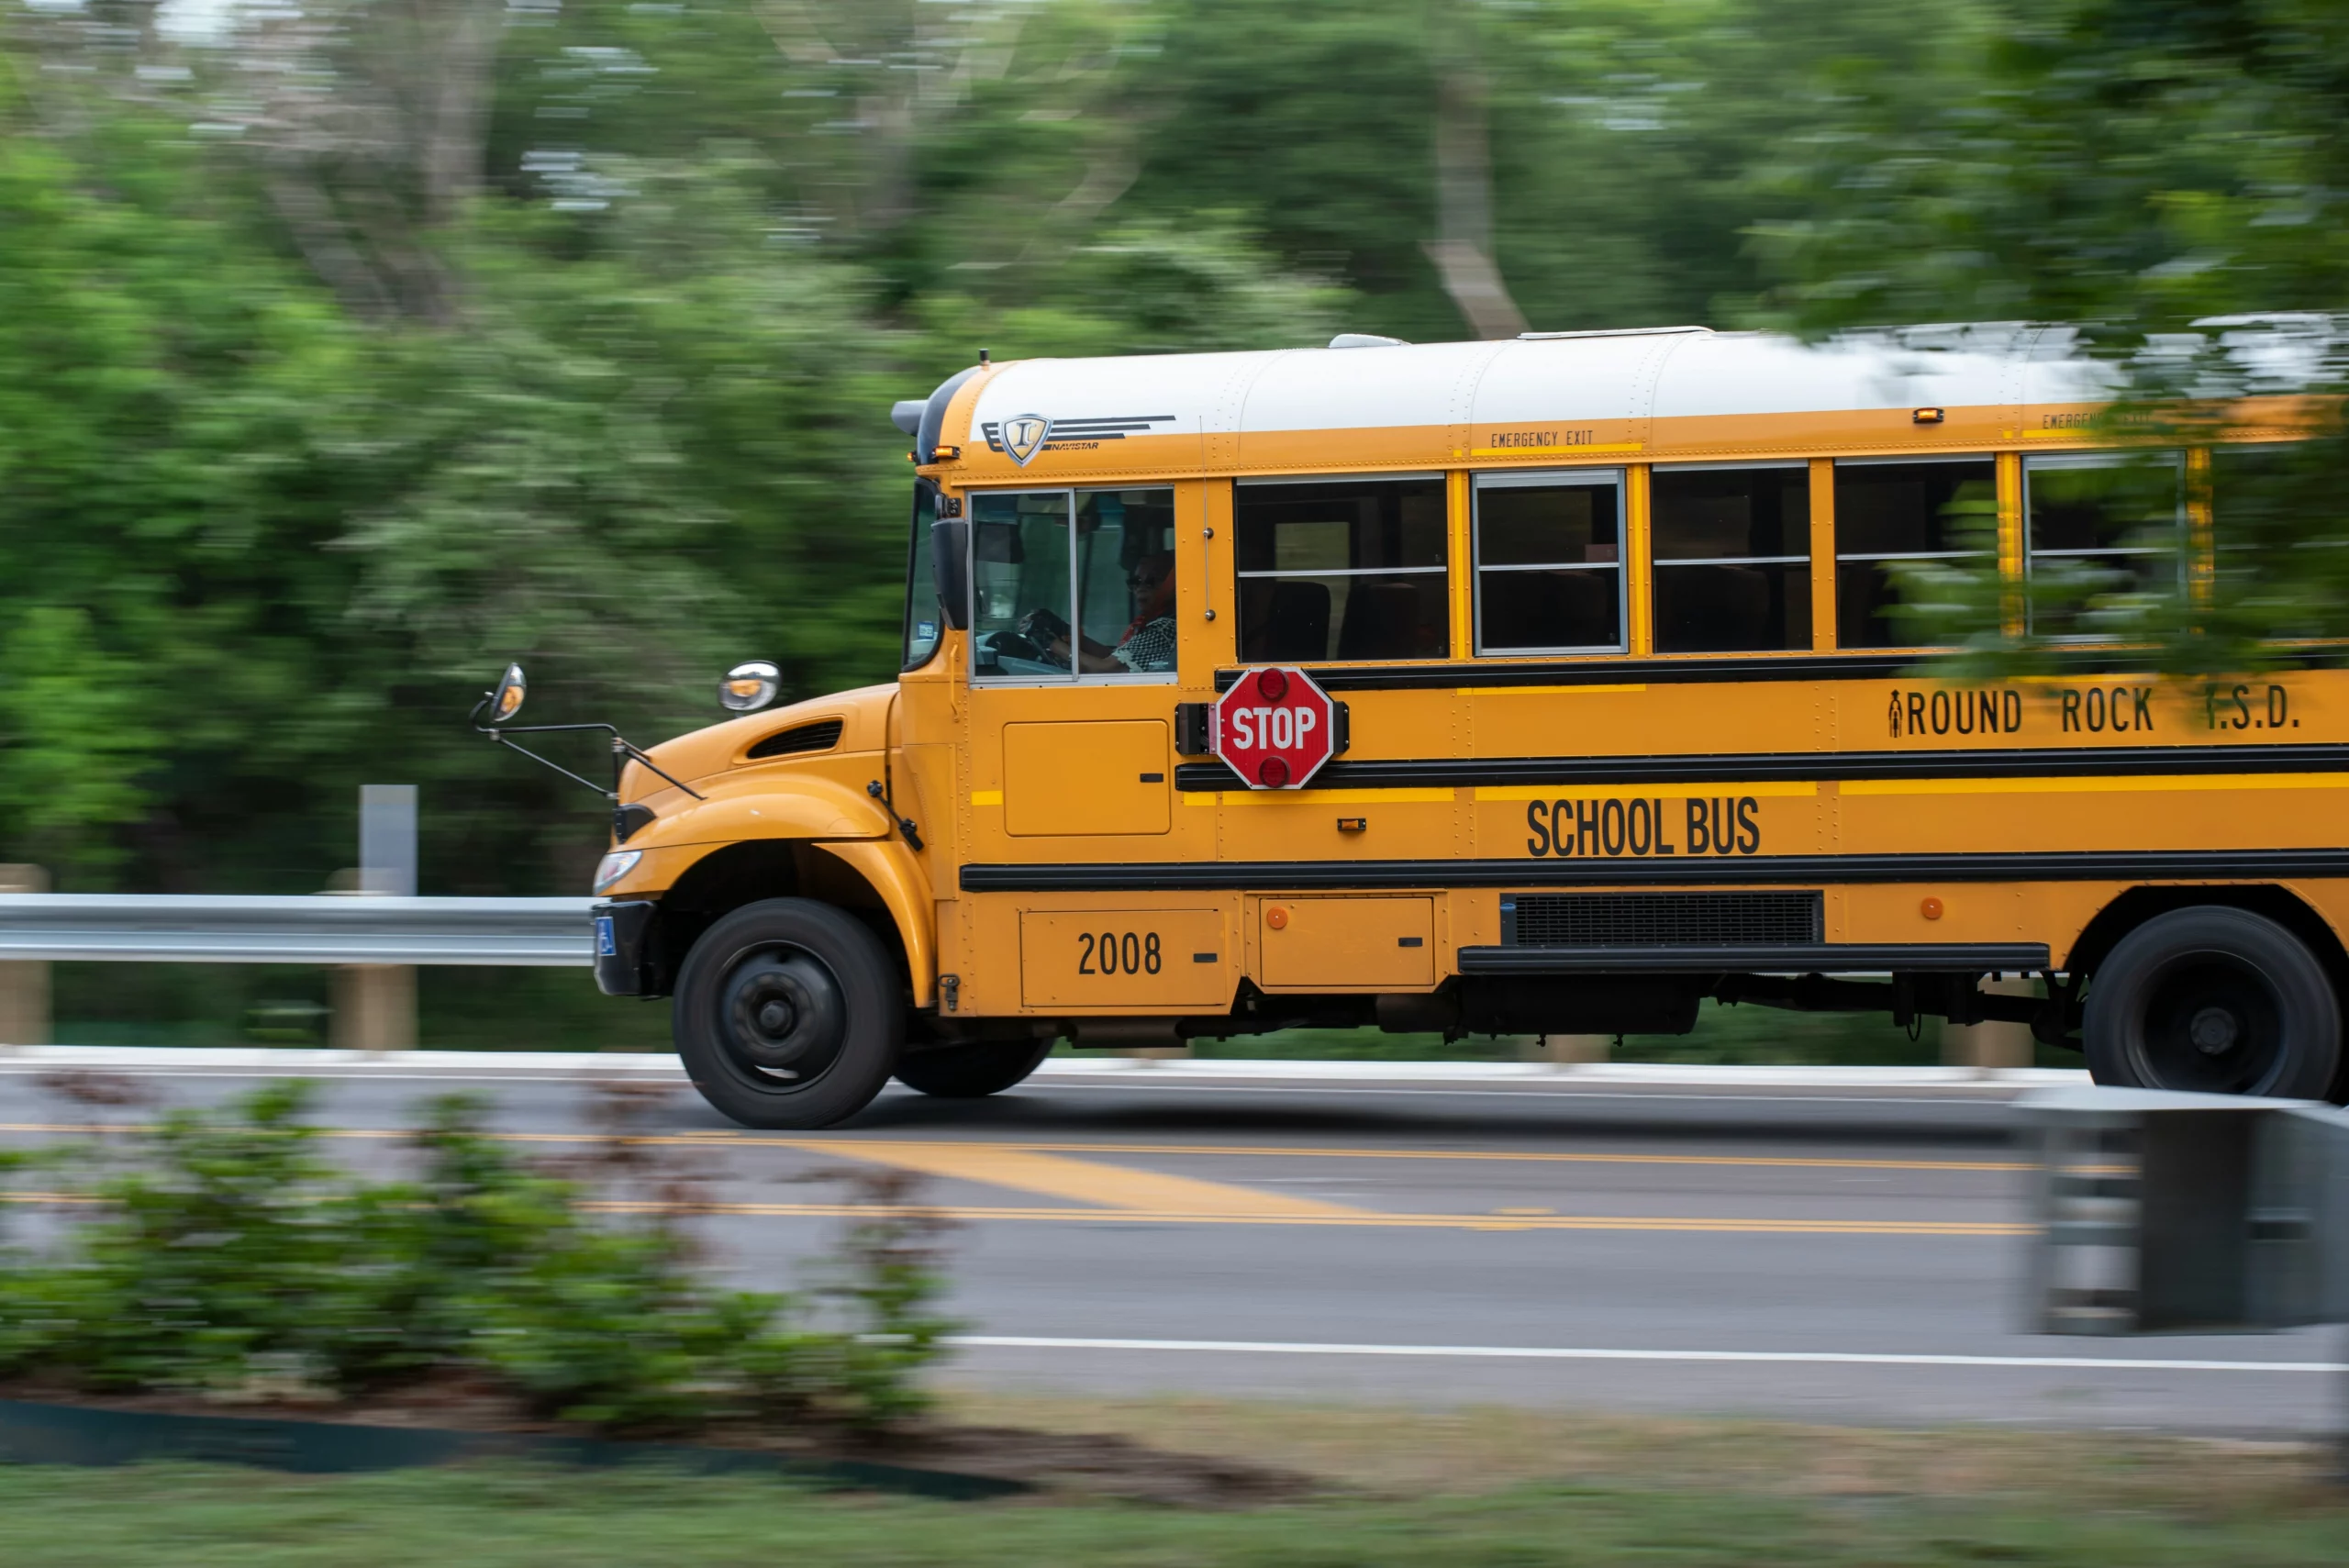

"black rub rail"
[1208, 648, 2349, 694]
[1173, 741, 2349, 794]
[959, 848, 2349, 894]
[1459, 943, 2051, 974]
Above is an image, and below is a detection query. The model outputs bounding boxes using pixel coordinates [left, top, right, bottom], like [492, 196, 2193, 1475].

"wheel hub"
[719, 950, 845, 1080]
[2188, 1006, 2240, 1055]
[2134, 957, 2284, 1095]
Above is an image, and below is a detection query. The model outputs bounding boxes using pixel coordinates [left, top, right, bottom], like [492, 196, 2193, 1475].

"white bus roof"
[972, 326, 2113, 436]
[926, 322, 2323, 479]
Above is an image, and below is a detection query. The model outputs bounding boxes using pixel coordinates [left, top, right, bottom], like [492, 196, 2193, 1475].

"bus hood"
[621, 683, 897, 798]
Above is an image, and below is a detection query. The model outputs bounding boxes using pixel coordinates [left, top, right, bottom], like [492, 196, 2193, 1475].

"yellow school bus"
[557, 323, 2347, 1129]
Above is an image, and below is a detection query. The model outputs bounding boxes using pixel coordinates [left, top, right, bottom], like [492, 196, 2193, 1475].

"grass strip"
[6, 1397, 2349, 1567]
[4, 1458, 2347, 1568]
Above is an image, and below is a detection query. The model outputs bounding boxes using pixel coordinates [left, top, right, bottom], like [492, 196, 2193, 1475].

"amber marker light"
[1920, 896, 1945, 920]
[1912, 407, 1946, 424]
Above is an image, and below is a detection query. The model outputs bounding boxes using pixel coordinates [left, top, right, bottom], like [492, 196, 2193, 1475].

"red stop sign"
[1213, 666, 1337, 789]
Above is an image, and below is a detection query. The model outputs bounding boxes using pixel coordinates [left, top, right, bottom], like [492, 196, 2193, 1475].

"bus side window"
[1831, 458, 1997, 650]
[1474, 470, 1624, 654]
[971, 490, 1074, 679]
[1651, 464, 1811, 653]
[902, 480, 942, 672]
[1074, 488, 1179, 677]
[2210, 445, 2311, 637]
[2023, 451, 2183, 639]
[1235, 476, 1448, 662]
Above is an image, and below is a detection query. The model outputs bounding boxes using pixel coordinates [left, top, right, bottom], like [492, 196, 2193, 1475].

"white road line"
[945, 1335, 2343, 1374]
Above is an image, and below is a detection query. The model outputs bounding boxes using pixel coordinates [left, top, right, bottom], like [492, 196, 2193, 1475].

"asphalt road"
[5, 1052, 2342, 1438]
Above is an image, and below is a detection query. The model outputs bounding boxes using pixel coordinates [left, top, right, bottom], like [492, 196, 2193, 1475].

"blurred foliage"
[1760, 0, 2349, 667]
[0, 1080, 954, 1430]
[0, 0, 2345, 918]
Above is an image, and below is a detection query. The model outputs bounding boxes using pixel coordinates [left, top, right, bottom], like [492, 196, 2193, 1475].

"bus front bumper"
[591, 899, 660, 996]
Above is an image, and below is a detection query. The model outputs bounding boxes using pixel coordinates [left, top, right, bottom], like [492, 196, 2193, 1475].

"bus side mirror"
[718, 660, 780, 713]
[931, 518, 970, 630]
[488, 663, 527, 724]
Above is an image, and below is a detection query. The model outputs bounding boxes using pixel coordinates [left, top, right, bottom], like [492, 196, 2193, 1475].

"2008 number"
[1077, 931, 1162, 975]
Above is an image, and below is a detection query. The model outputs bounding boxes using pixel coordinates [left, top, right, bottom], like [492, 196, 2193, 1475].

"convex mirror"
[718, 660, 781, 713]
[489, 663, 527, 723]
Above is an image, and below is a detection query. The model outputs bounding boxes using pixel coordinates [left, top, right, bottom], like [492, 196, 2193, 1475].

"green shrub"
[0, 1083, 954, 1433]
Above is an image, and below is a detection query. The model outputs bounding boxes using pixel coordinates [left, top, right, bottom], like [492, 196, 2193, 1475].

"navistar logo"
[1000, 414, 1051, 465]
[980, 411, 1178, 462]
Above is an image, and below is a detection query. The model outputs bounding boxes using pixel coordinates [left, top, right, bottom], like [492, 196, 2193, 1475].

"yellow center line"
[597, 1202, 2013, 1237]
[801, 1140, 2039, 1175]
[0, 1190, 2019, 1237]
[766, 1139, 1366, 1218]
[0, 1124, 2046, 1175]
[0, 1126, 1362, 1218]
[944, 1141, 2033, 1173]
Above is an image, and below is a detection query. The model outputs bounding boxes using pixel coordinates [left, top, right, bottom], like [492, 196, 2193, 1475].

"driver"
[1021, 551, 1176, 673]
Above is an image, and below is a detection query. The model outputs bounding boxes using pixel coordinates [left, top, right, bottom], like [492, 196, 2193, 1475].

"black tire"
[2084, 906, 2340, 1099]
[672, 898, 904, 1129]
[894, 1038, 1053, 1099]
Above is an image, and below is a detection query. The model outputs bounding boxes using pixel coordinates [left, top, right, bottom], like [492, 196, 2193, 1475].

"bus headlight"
[592, 849, 643, 894]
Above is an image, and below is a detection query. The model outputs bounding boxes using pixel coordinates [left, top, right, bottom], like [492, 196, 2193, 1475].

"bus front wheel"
[2084, 906, 2341, 1099]
[895, 1038, 1053, 1099]
[673, 898, 903, 1129]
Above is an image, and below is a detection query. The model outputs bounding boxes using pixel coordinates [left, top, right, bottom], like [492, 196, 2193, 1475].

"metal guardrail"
[0, 895, 595, 967]
[2021, 1085, 2349, 1334]
[2021, 1085, 2349, 1473]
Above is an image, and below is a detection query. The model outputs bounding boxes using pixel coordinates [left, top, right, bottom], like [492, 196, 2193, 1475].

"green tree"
[1758, 0, 2349, 663]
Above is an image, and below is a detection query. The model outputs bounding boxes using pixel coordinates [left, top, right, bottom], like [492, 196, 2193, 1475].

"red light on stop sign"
[1211, 665, 1337, 790]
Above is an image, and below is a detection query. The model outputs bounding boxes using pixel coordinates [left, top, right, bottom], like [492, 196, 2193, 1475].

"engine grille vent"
[745, 718, 843, 761]
[1506, 891, 1823, 948]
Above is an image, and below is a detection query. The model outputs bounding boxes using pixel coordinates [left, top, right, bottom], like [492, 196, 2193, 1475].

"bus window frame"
[1829, 453, 1999, 654]
[901, 477, 945, 673]
[1232, 471, 1453, 665]
[2021, 449, 2187, 643]
[965, 484, 1182, 687]
[2204, 441, 2310, 634]
[1470, 467, 1629, 658]
[1646, 458, 1814, 657]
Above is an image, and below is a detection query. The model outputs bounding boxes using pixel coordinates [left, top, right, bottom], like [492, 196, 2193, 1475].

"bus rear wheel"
[673, 898, 903, 1129]
[894, 1038, 1053, 1099]
[2084, 906, 2341, 1099]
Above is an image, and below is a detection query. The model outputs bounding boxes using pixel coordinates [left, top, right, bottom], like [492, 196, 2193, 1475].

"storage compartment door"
[1259, 896, 1436, 989]
[1003, 720, 1171, 837]
[1020, 909, 1231, 1007]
